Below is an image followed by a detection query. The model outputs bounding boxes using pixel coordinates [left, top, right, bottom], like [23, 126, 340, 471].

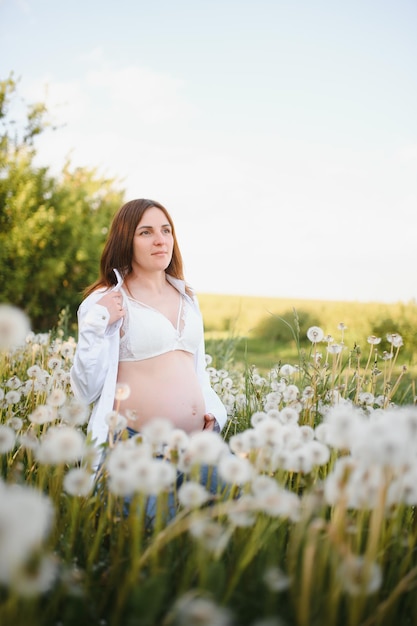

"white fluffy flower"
[0, 481, 54, 585]
[337, 555, 382, 596]
[188, 519, 232, 555]
[278, 406, 300, 426]
[5, 390, 21, 405]
[306, 326, 324, 343]
[180, 431, 227, 469]
[0, 304, 31, 350]
[171, 592, 233, 626]
[263, 565, 291, 592]
[178, 481, 210, 508]
[218, 454, 253, 485]
[35, 427, 86, 465]
[142, 417, 174, 446]
[0, 425, 16, 453]
[324, 404, 365, 451]
[105, 410, 127, 433]
[46, 388, 67, 407]
[11, 554, 58, 596]
[28, 405, 55, 425]
[114, 382, 131, 401]
[59, 399, 90, 426]
[63, 467, 93, 497]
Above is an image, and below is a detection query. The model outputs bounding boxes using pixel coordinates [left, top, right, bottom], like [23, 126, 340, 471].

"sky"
[1, 0, 416, 303]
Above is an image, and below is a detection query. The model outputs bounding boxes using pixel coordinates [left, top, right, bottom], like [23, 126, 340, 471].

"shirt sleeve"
[70, 296, 121, 405]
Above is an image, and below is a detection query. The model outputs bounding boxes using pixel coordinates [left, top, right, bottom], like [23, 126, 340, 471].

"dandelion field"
[1, 304, 417, 626]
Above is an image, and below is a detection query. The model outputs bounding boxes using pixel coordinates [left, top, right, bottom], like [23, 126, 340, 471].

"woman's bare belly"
[115, 351, 205, 433]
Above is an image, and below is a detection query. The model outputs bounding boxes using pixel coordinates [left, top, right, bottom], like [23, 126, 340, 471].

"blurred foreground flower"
[0, 304, 31, 350]
[0, 481, 54, 588]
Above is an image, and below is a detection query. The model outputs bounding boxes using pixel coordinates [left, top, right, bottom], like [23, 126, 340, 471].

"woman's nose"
[154, 232, 165, 244]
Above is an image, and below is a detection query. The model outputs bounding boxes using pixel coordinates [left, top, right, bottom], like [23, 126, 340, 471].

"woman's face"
[131, 206, 174, 272]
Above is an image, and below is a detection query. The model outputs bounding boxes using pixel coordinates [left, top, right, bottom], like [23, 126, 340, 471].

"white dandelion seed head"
[278, 406, 300, 426]
[114, 382, 131, 401]
[6, 376, 22, 390]
[386, 333, 403, 348]
[28, 404, 55, 425]
[5, 390, 21, 405]
[282, 384, 300, 403]
[26, 365, 43, 379]
[323, 404, 366, 451]
[307, 440, 331, 466]
[282, 445, 314, 474]
[0, 304, 31, 350]
[271, 379, 287, 393]
[280, 364, 296, 377]
[0, 481, 54, 585]
[251, 474, 280, 496]
[60, 339, 76, 359]
[250, 411, 268, 427]
[221, 376, 234, 389]
[47, 357, 62, 371]
[105, 439, 153, 493]
[141, 417, 174, 446]
[358, 391, 375, 406]
[255, 486, 301, 520]
[299, 425, 315, 443]
[367, 335, 381, 345]
[327, 343, 343, 355]
[178, 481, 210, 509]
[129, 457, 176, 496]
[181, 430, 227, 468]
[266, 409, 281, 420]
[6, 416, 23, 431]
[218, 454, 254, 485]
[18, 431, 40, 451]
[227, 495, 258, 527]
[0, 425, 16, 453]
[63, 467, 93, 497]
[337, 555, 382, 596]
[254, 417, 283, 446]
[11, 553, 58, 597]
[166, 428, 190, 453]
[59, 399, 90, 427]
[104, 410, 127, 433]
[188, 519, 232, 555]
[307, 326, 324, 343]
[263, 565, 291, 592]
[171, 592, 234, 626]
[35, 426, 86, 465]
[351, 418, 411, 469]
[46, 388, 67, 408]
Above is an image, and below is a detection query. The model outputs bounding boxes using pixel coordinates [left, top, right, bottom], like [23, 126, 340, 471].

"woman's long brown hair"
[84, 199, 190, 297]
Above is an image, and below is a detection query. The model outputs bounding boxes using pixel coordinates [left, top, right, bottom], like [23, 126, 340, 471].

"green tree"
[0, 74, 125, 331]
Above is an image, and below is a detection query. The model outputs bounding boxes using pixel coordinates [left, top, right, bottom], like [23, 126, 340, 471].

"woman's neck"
[125, 270, 168, 297]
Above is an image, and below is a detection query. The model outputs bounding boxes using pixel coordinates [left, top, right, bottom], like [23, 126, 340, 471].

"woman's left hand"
[203, 413, 220, 432]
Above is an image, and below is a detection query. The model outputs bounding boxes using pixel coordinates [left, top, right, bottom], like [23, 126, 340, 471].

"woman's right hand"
[97, 291, 125, 326]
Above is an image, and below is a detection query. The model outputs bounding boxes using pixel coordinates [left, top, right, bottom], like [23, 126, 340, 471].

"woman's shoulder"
[79, 286, 109, 310]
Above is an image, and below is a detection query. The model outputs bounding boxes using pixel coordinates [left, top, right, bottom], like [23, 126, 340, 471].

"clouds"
[6, 0, 417, 303]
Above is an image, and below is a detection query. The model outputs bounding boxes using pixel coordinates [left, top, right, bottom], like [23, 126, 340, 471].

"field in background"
[198, 292, 417, 371]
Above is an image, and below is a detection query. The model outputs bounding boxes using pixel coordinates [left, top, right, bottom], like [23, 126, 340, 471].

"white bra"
[118, 288, 203, 362]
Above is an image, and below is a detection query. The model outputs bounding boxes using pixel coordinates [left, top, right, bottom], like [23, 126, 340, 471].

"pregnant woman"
[70, 198, 227, 454]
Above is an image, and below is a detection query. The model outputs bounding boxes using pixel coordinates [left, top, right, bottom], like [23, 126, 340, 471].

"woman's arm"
[70, 294, 122, 405]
